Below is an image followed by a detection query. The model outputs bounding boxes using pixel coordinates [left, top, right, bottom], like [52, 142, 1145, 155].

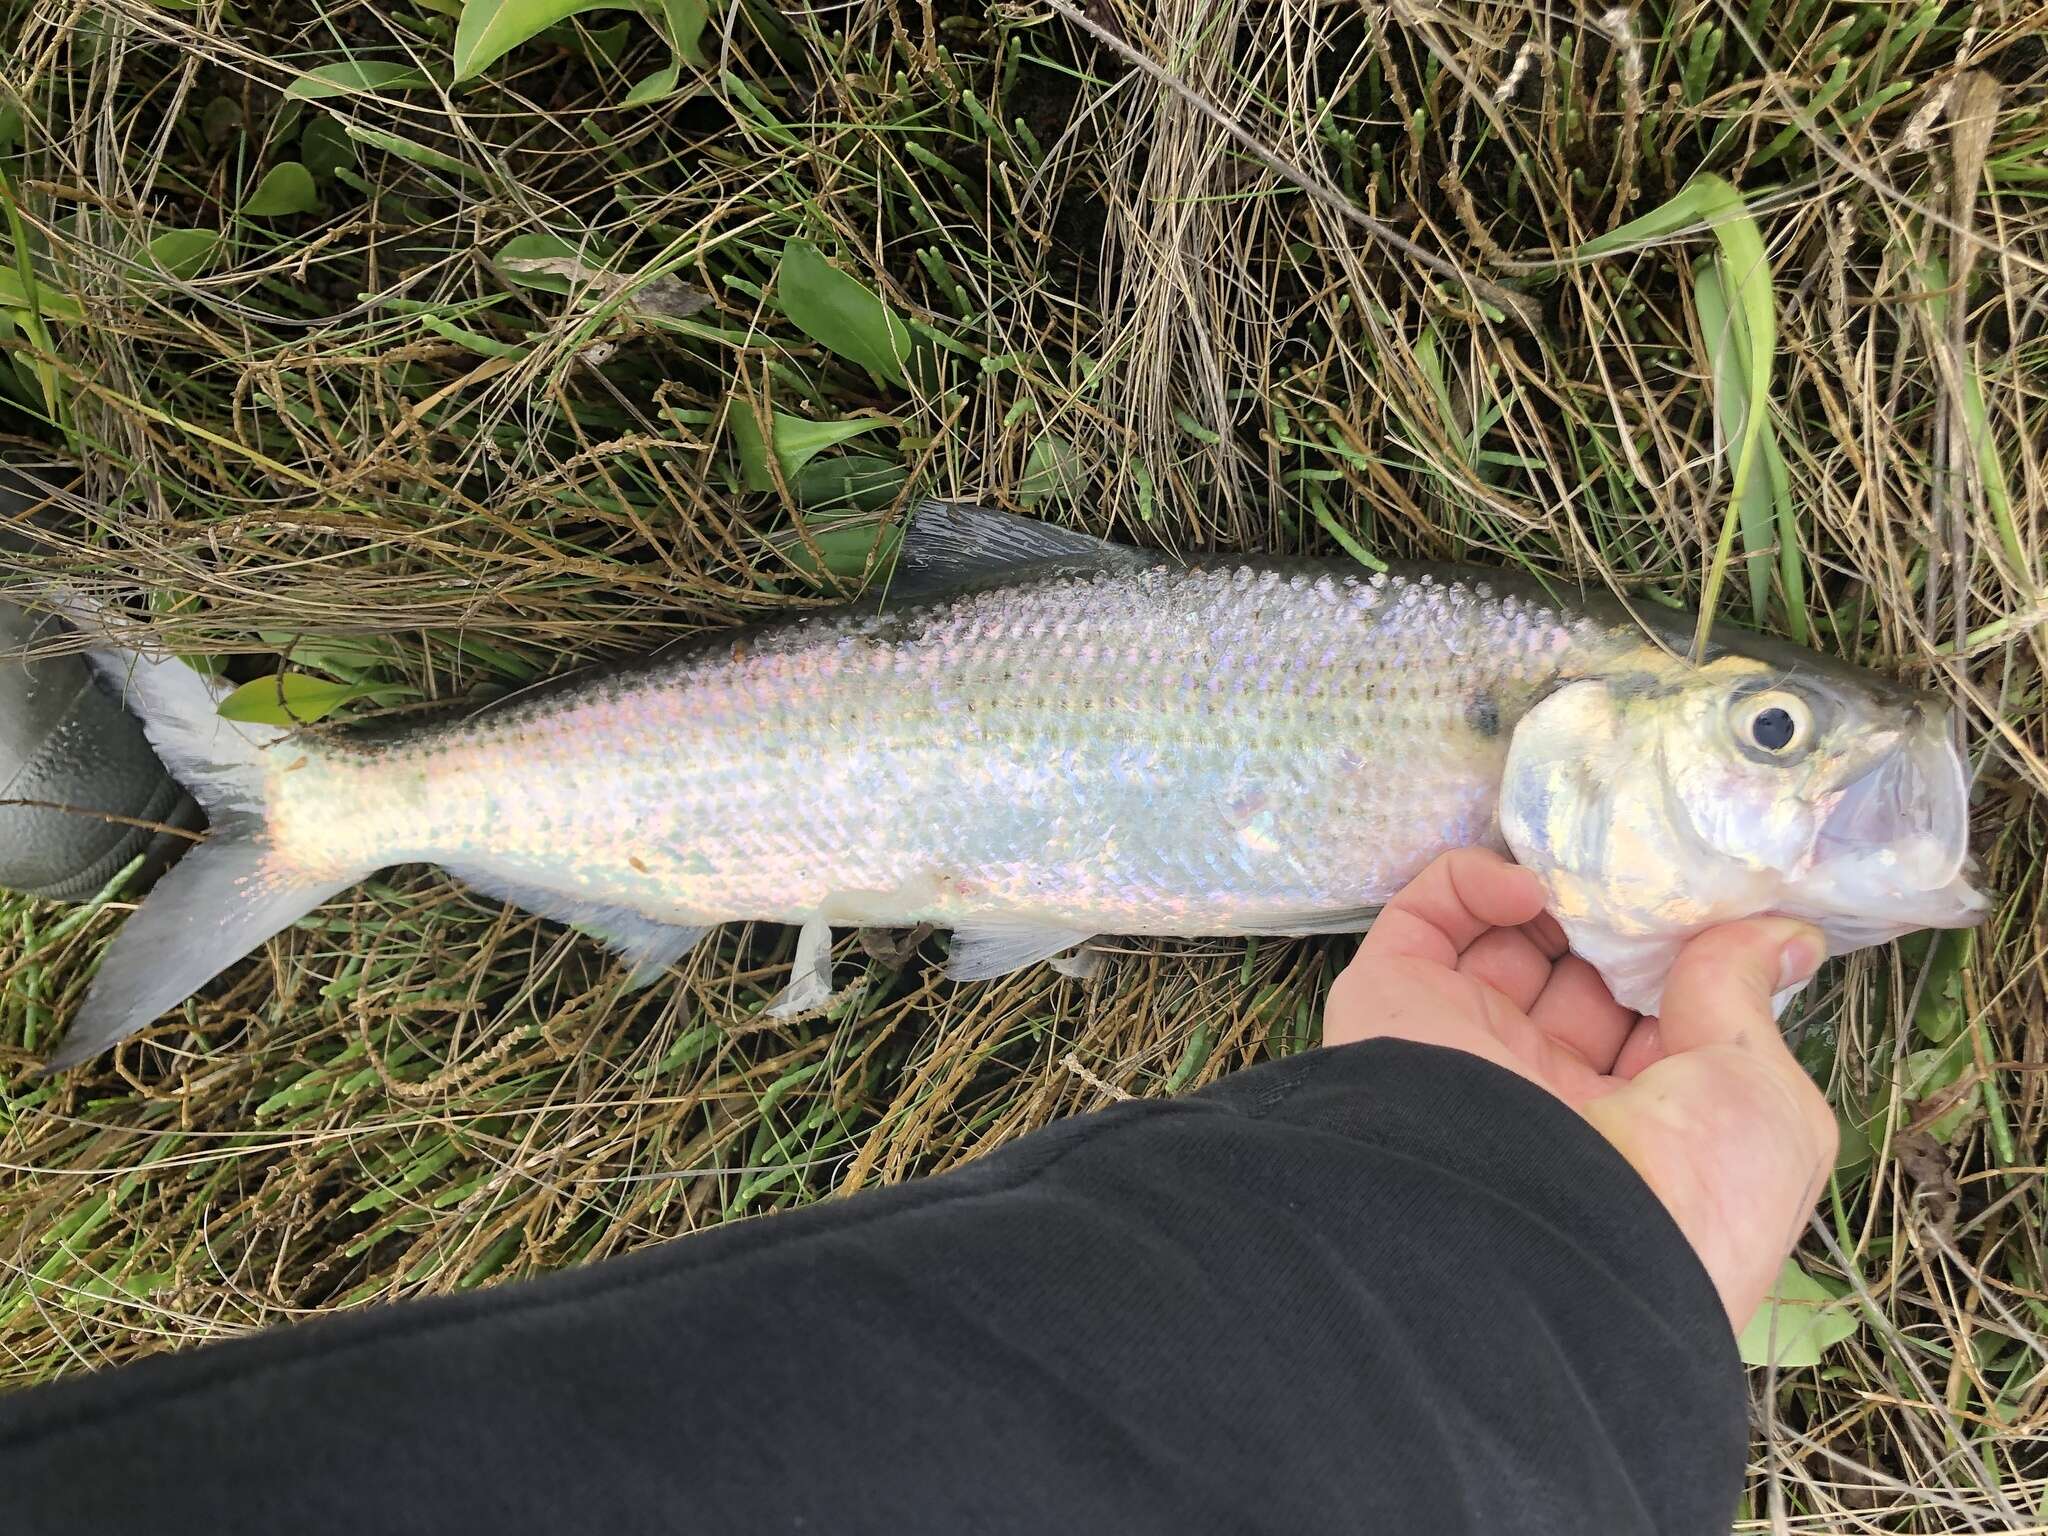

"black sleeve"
[0, 1039, 1743, 1535]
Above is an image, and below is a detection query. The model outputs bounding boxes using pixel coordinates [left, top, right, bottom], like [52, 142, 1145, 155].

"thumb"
[1584, 918, 1839, 1329]
[1653, 917, 1827, 1057]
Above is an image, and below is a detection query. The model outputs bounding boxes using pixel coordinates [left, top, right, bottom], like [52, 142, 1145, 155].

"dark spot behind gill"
[1466, 692, 1501, 739]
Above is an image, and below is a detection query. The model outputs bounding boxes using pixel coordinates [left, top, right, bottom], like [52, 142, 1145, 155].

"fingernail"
[1777, 930, 1826, 990]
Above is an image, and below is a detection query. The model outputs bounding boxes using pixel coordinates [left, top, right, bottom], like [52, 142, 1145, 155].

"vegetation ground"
[0, 0, 2043, 1526]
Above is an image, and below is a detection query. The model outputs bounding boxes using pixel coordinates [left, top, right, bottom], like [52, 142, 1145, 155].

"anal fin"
[445, 863, 710, 987]
[944, 922, 1095, 983]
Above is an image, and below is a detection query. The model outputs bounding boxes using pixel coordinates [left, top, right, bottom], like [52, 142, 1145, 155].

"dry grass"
[0, 0, 2044, 1526]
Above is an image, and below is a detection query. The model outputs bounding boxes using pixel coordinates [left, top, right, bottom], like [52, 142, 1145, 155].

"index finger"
[1357, 847, 1550, 971]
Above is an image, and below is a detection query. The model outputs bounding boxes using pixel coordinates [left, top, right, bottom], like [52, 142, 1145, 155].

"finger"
[1655, 919, 1825, 1058]
[1654, 917, 1835, 1159]
[1519, 912, 1569, 960]
[1623, 918, 1840, 1324]
[1455, 927, 1557, 1014]
[1610, 1017, 1664, 1079]
[1357, 848, 1548, 970]
[1527, 953, 1639, 1073]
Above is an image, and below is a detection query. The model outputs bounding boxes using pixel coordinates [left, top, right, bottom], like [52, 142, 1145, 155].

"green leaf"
[252, 632, 407, 683]
[774, 521, 903, 581]
[243, 162, 319, 218]
[1579, 174, 1775, 654]
[216, 672, 383, 726]
[1913, 927, 1973, 1044]
[492, 232, 613, 293]
[791, 453, 905, 512]
[452, 0, 625, 80]
[0, 265, 84, 322]
[1737, 1259, 1857, 1368]
[147, 228, 219, 280]
[730, 400, 894, 492]
[200, 96, 243, 147]
[578, 19, 634, 64]
[621, 63, 680, 105]
[776, 238, 917, 388]
[1904, 1031, 1979, 1143]
[1692, 260, 1776, 627]
[1018, 432, 1086, 504]
[1832, 1108, 1873, 1185]
[659, 0, 709, 64]
[282, 61, 430, 101]
[300, 114, 357, 178]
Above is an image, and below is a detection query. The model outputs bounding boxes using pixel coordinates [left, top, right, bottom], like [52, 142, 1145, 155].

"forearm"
[0, 1040, 1743, 1535]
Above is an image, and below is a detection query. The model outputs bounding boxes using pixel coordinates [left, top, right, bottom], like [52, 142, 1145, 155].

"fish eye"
[1734, 689, 1814, 759]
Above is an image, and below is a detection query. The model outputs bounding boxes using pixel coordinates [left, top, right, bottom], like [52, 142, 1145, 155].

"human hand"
[1325, 847, 1839, 1331]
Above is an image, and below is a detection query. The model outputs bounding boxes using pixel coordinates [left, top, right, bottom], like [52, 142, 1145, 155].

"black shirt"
[0, 1039, 1743, 1533]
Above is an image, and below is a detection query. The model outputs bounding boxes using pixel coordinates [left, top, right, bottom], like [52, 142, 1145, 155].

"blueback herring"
[45, 503, 1983, 1069]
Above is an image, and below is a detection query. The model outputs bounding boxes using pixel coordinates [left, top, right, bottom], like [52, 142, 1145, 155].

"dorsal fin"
[889, 501, 1143, 598]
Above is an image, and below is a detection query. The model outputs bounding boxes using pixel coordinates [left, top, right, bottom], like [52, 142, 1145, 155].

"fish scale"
[272, 560, 1602, 937]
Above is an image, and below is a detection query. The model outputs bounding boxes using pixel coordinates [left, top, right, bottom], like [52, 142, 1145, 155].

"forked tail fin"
[42, 619, 367, 1071]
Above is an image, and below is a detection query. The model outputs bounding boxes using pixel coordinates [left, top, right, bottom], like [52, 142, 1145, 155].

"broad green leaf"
[1904, 1032, 1978, 1143]
[300, 114, 356, 178]
[216, 672, 383, 726]
[0, 265, 84, 322]
[730, 401, 894, 492]
[283, 61, 429, 101]
[1832, 1108, 1873, 1185]
[579, 19, 634, 65]
[493, 232, 612, 293]
[622, 64, 680, 104]
[775, 521, 903, 581]
[792, 453, 904, 512]
[452, 0, 625, 80]
[147, 228, 219, 280]
[1912, 927, 1973, 1044]
[200, 96, 243, 146]
[253, 632, 406, 683]
[243, 162, 319, 217]
[777, 237, 917, 388]
[1580, 174, 1775, 653]
[1737, 1259, 1857, 1368]
[1018, 432, 1086, 504]
[660, 0, 709, 64]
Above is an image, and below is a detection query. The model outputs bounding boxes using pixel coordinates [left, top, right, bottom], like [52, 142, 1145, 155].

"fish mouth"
[1795, 714, 1988, 938]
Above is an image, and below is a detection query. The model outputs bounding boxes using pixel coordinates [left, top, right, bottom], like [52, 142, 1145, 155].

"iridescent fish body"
[46, 504, 1985, 1069]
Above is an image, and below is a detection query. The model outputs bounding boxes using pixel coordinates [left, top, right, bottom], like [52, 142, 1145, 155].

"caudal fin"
[44, 819, 359, 1071]
[42, 610, 366, 1070]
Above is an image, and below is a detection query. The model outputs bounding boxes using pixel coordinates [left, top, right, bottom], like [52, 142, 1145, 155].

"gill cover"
[1496, 678, 1753, 1015]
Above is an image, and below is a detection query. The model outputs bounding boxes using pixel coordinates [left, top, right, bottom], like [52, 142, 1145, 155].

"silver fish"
[44, 503, 1985, 1069]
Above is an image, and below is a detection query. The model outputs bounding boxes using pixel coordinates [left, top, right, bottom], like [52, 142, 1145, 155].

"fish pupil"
[1752, 706, 1796, 751]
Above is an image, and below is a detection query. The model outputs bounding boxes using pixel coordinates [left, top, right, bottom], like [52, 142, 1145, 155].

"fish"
[40, 501, 1986, 1071]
